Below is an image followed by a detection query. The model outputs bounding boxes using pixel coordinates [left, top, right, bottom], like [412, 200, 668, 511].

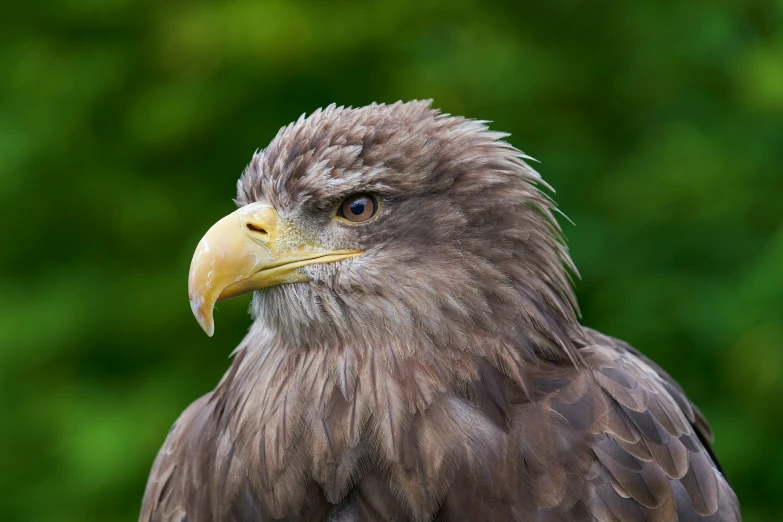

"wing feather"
[580, 328, 739, 521]
[140, 394, 216, 522]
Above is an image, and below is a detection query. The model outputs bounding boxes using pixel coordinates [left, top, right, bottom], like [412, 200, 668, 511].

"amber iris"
[338, 194, 378, 223]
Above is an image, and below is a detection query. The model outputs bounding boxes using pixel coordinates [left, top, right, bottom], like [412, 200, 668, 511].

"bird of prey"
[140, 101, 741, 521]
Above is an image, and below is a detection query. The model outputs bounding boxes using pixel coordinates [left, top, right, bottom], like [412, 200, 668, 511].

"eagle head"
[188, 100, 580, 363]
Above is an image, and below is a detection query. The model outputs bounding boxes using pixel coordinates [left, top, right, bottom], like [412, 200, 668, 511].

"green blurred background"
[1, 0, 781, 520]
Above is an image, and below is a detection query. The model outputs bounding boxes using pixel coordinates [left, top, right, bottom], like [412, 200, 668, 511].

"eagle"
[140, 101, 741, 521]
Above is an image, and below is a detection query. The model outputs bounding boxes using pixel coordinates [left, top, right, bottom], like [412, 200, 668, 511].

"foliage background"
[1, 1, 781, 521]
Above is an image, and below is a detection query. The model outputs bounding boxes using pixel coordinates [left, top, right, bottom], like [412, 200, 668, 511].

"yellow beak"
[188, 201, 362, 336]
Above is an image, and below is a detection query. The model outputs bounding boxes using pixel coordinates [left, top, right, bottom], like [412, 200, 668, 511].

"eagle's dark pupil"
[350, 200, 365, 216]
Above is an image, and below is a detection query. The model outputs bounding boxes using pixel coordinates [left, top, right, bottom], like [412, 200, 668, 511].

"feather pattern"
[141, 102, 740, 521]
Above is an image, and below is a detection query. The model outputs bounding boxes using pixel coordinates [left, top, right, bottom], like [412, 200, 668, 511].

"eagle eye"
[337, 194, 378, 223]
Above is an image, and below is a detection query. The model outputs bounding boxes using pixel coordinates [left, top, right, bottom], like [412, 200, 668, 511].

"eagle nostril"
[246, 223, 267, 235]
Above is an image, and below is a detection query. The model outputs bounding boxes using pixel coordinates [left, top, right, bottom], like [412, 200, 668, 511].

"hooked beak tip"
[190, 296, 215, 337]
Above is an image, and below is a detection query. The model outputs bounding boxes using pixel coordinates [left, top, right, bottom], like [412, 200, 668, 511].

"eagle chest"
[215, 346, 587, 521]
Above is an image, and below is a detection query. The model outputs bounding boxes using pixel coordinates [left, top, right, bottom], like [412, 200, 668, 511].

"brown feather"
[140, 102, 740, 522]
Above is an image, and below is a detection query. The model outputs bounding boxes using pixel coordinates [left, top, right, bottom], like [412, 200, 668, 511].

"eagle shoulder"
[576, 328, 741, 521]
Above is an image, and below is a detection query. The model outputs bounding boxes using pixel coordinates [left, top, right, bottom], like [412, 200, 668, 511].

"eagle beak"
[188, 200, 362, 336]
